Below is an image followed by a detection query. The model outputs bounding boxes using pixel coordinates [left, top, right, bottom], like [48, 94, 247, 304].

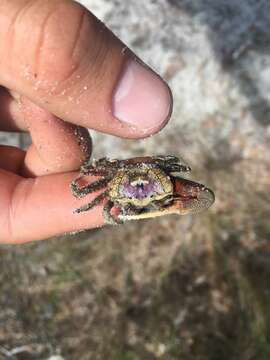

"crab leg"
[80, 167, 109, 177]
[153, 156, 191, 172]
[166, 164, 191, 173]
[103, 200, 123, 225]
[73, 192, 108, 214]
[70, 177, 111, 198]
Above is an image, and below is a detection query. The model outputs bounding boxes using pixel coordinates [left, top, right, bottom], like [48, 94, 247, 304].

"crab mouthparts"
[123, 180, 161, 200]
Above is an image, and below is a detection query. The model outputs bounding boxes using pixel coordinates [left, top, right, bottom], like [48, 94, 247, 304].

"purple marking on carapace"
[121, 180, 163, 200]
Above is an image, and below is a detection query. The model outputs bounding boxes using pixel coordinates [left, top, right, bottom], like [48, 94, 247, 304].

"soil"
[1, 1, 270, 359]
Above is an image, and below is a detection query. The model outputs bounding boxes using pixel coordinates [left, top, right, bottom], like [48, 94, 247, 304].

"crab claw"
[171, 177, 215, 215]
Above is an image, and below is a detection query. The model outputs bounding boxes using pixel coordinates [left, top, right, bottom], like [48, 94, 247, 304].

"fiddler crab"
[70, 155, 215, 225]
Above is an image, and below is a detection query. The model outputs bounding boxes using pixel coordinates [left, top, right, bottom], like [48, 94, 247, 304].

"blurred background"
[1, 0, 270, 359]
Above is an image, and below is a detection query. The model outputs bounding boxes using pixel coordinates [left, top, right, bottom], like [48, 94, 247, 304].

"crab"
[70, 155, 215, 225]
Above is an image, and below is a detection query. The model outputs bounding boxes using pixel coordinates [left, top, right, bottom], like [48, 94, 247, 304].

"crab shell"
[117, 176, 215, 221]
[108, 167, 173, 208]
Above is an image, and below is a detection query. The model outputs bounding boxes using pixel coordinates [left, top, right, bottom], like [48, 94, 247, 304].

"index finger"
[0, 0, 172, 139]
[0, 169, 104, 244]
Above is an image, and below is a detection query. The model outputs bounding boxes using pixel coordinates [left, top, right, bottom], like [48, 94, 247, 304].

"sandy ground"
[0, 1, 270, 359]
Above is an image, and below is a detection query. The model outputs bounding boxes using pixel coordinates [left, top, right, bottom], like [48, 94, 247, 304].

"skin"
[0, 0, 172, 244]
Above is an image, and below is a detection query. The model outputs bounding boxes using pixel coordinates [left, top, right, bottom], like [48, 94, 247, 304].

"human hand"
[0, 0, 172, 244]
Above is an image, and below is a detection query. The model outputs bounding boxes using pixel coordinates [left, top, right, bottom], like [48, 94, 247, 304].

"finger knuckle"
[8, 1, 104, 92]
[3, 0, 111, 97]
[31, 0, 109, 94]
[34, 1, 88, 85]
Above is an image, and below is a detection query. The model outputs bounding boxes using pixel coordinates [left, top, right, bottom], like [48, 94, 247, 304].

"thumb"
[0, 0, 172, 139]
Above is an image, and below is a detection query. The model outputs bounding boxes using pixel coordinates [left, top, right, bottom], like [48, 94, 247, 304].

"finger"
[0, 170, 105, 244]
[0, 145, 25, 173]
[0, 87, 27, 131]
[19, 96, 92, 176]
[0, 91, 92, 176]
[0, 0, 172, 139]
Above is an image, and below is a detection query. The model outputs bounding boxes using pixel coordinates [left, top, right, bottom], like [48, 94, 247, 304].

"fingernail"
[113, 60, 172, 133]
